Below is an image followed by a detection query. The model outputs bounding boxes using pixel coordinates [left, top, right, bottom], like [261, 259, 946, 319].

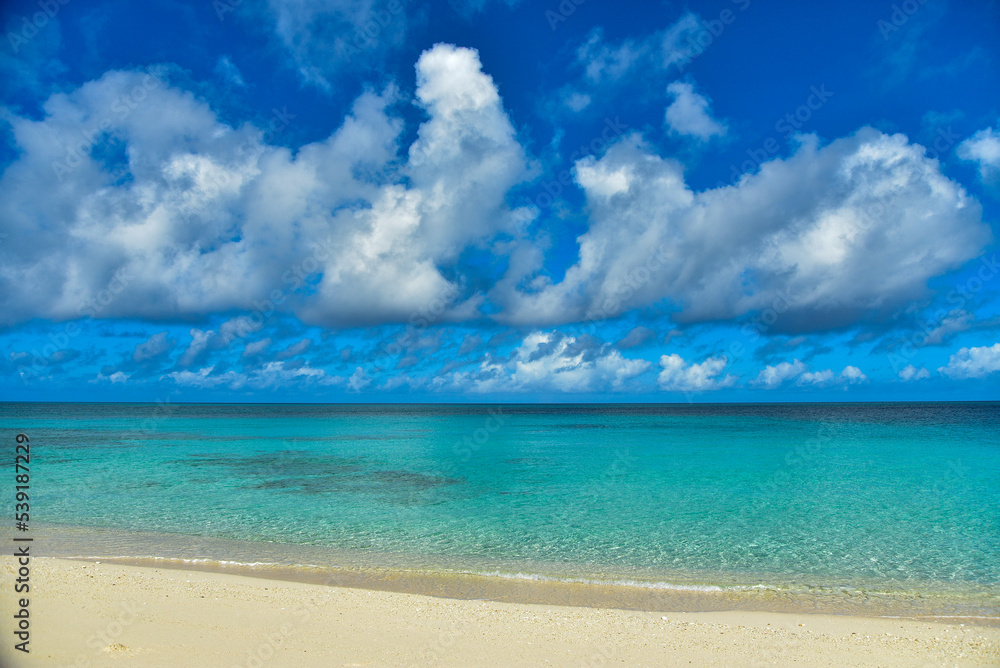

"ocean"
[4, 402, 998, 619]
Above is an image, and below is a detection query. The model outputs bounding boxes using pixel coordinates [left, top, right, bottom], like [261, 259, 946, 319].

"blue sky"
[1, 0, 999, 402]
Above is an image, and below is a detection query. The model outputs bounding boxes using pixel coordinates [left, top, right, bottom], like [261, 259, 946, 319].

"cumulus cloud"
[798, 369, 834, 385]
[440, 331, 650, 393]
[753, 360, 808, 388]
[664, 81, 726, 140]
[496, 128, 990, 332]
[0, 67, 388, 325]
[92, 370, 129, 384]
[938, 343, 1000, 379]
[838, 365, 868, 383]
[899, 364, 931, 381]
[0, 44, 527, 330]
[657, 354, 736, 391]
[301, 43, 529, 327]
[958, 126, 1000, 182]
[0, 49, 991, 341]
[755, 360, 866, 387]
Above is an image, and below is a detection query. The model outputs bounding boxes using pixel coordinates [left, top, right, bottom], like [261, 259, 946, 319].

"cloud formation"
[440, 331, 650, 393]
[958, 126, 1000, 182]
[657, 354, 736, 391]
[899, 364, 931, 381]
[261, 0, 408, 90]
[938, 343, 1000, 379]
[0, 45, 991, 347]
[664, 81, 726, 140]
[0, 45, 527, 330]
[754, 360, 867, 388]
[753, 360, 808, 388]
[576, 13, 705, 84]
[498, 128, 990, 332]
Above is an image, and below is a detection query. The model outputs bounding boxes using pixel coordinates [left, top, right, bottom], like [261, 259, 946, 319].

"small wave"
[64, 555, 327, 569]
[460, 570, 779, 593]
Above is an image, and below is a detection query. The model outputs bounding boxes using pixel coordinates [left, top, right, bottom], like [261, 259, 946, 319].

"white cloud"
[348, 366, 371, 392]
[664, 81, 726, 140]
[899, 364, 931, 381]
[657, 354, 736, 391]
[177, 316, 262, 368]
[839, 365, 868, 383]
[496, 128, 991, 331]
[252, 361, 335, 388]
[167, 366, 243, 389]
[753, 360, 808, 388]
[755, 360, 866, 387]
[0, 45, 528, 330]
[798, 369, 834, 385]
[90, 370, 130, 384]
[166, 361, 338, 389]
[576, 13, 705, 84]
[301, 44, 529, 327]
[442, 331, 650, 393]
[958, 126, 1000, 182]
[938, 343, 1000, 379]
[0, 49, 991, 340]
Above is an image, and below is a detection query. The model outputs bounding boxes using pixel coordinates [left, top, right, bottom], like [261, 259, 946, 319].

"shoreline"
[16, 523, 1000, 624]
[57, 554, 1000, 626]
[3, 556, 999, 667]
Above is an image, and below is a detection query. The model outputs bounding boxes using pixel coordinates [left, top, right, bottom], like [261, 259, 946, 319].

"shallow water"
[4, 402, 999, 617]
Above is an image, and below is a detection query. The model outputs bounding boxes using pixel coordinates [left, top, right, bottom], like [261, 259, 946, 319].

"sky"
[1, 0, 999, 403]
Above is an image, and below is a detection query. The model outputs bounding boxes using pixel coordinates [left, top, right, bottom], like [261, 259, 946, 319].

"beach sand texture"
[2, 557, 997, 667]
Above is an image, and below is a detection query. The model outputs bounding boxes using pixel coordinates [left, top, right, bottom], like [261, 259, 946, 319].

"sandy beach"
[1, 557, 997, 667]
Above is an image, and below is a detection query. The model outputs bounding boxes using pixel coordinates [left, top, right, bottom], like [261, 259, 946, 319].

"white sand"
[1, 557, 997, 667]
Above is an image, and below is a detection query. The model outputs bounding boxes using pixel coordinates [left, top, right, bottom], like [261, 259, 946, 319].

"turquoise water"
[3, 402, 999, 611]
